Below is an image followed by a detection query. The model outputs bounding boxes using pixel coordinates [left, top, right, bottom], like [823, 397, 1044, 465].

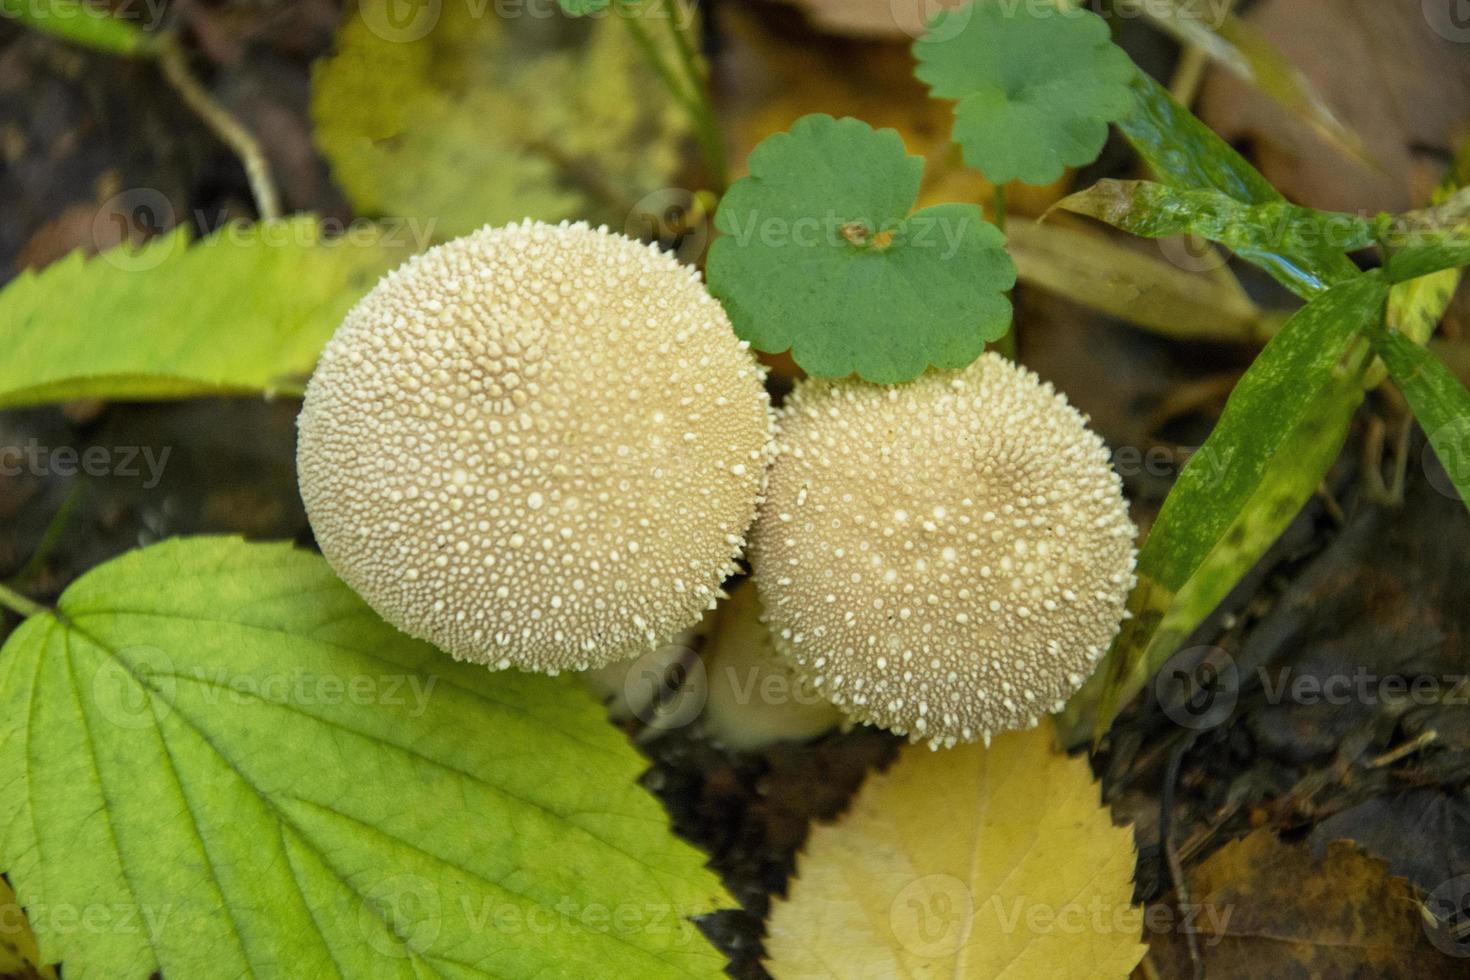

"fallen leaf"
[1149, 832, 1464, 977]
[765, 721, 1145, 979]
[0, 875, 56, 979]
[312, 0, 688, 240]
[0, 216, 410, 408]
[1198, 0, 1470, 213]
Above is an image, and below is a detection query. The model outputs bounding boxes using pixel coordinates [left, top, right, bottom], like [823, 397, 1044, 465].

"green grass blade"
[0, 0, 154, 56]
[1374, 331, 1470, 513]
[1116, 71, 1359, 297]
[1077, 275, 1388, 738]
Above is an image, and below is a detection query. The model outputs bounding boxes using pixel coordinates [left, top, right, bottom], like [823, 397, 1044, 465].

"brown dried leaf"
[1149, 832, 1464, 978]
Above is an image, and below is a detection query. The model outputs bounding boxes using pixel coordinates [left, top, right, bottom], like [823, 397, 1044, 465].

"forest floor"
[3, 1, 1469, 976]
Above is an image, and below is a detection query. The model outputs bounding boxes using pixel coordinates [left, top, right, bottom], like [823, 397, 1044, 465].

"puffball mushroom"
[750, 352, 1136, 748]
[297, 220, 773, 673]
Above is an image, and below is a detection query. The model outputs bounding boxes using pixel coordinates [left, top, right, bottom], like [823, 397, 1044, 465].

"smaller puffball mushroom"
[750, 352, 1136, 748]
[699, 584, 842, 751]
[298, 220, 773, 673]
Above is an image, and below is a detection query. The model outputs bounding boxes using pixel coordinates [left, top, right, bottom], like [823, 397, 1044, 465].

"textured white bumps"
[750, 353, 1137, 747]
[298, 220, 773, 673]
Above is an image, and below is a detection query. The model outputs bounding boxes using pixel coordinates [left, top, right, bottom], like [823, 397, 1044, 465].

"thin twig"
[1368, 729, 1437, 769]
[157, 35, 281, 221]
[1160, 734, 1204, 980]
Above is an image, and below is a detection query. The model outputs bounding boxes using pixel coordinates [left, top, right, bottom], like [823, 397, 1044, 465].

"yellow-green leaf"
[0, 0, 153, 57]
[312, 0, 688, 240]
[0, 216, 408, 409]
[765, 721, 1145, 979]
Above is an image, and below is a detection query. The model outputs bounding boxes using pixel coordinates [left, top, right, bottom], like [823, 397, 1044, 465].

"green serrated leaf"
[312, 0, 686, 240]
[0, 216, 408, 409]
[1056, 179, 1375, 281]
[1115, 71, 1360, 298]
[0, 537, 730, 980]
[1373, 331, 1470, 513]
[706, 114, 1015, 383]
[913, 1, 1135, 186]
[1085, 275, 1388, 736]
[0, 0, 153, 57]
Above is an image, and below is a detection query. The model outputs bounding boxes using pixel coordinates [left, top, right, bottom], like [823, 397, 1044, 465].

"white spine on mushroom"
[297, 220, 774, 673]
[750, 353, 1137, 748]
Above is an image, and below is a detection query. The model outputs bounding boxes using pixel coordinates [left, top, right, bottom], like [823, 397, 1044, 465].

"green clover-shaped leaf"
[706, 114, 1015, 384]
[913, 1, 1135, 186]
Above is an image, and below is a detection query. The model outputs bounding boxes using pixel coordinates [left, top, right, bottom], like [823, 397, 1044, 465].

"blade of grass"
[1067, 274, 1389, 740]
[1373, 331, 1470, 512]
[1116, 71, 1360, 297]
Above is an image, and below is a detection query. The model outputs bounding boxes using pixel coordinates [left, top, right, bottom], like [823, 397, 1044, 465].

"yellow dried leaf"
[766, 721, 1145, 979]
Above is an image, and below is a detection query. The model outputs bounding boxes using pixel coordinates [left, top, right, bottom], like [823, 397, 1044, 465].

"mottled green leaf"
[706, 114, 1015, 383]
[1116, 71, 1359, 297]
[1084, 275, 1388, 736]
[0, 537, 730, 979]
[1388, 139, 1470, 342]
[312, 0, 686, 240]
[1378, 187, 1470, 283]
[0, 217, 408, 408]
[0, 0, 153, 56]
[559, 0, 612, 13]
[913, 1, 1135, 185]
[1057, 179, 1375, 271]
[1374, 331, 1470, 513]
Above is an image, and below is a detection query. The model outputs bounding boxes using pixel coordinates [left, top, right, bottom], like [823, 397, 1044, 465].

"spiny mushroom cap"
[298, 220, 773, 673]
[750, 353, 1136, 747]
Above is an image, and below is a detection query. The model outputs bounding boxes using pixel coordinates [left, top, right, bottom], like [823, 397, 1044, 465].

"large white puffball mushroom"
[750, 352, 1136, 748]
[298, 220, 773, 673]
